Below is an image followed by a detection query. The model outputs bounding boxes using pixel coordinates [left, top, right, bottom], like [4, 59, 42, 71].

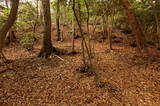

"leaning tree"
[121, 0, 146, 50]
[0, 0, 19, 61]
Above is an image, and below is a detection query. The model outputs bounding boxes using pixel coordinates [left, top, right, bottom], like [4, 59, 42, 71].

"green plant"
[20, 32, 42, 50]
[17, 2, 37, 30]
[0, 8, 10, 29]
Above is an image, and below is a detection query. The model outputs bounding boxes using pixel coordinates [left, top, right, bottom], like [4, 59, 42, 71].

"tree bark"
[56, 0, 61, 41]
[5, 0, 9, 8]
[39, 0, 56, 58]
[71, 18, 75, 53]
[107, 25, 113, 50]
[72, 0, 91, 65]
[33, 0, 39, 33]
[38, 0, 44, 24]
[84, 0, 92, 56]
[0, 0, 19, 52]
[155, 0, 160, 48]
[122, 0, 146, 50]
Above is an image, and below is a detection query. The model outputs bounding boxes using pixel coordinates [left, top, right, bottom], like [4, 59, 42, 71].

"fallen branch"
[0, 51, 7, 62]
[53, 54, 65, 62]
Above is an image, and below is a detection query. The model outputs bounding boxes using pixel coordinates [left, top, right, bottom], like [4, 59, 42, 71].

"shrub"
[20, 32, 42, 50]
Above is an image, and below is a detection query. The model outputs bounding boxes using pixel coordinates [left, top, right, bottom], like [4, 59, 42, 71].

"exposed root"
[67, 51, 79, 56]
[38, 45, 69, 58]
[38, 46, 57, 58]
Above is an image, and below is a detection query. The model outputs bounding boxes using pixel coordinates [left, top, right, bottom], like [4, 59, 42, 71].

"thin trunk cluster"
[72, 0, 92, 66]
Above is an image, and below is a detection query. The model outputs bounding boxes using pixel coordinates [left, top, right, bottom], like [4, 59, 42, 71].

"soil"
[0, 25, 160, 106]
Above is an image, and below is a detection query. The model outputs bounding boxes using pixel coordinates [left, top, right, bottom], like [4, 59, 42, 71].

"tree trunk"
[71, 18, 75, 53]
[72, 0, 91, 65]
[5, 0, 9, 8]
[56, 0, 61, 41]
[107, 25, 113, 50]
[155, 0, 160, 48]
[39, 0, 56, 58]
[102, 15, 107, 39]
[38, 0, 44, 24]
[5, 28, 16, 46]
[33, 0, 39, 33]
[84, 0, 92, 56]
[122, 0, 146, 50]
[0, 0, 19, 52]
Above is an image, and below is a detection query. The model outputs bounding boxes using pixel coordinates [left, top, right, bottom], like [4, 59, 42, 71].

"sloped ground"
[0, 28, 160, 106]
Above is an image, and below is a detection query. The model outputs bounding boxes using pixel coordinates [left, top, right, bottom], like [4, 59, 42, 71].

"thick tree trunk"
[122, 0, 146, 50]
[56, 0, 61, 41]
[39, 0, 56, 58]
[0, 0, 19, 52]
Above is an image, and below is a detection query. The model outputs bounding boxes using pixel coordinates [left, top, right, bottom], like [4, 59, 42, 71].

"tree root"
[38, 46, 67, 58]
[38, 46, 57, 58]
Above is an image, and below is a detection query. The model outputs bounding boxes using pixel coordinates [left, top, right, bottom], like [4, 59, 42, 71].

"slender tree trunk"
[84, 0, 89, 32]
[56, 0, 61, 41]
[84, 0, 92, 56]
[71, 18, 75, 53]
[102, 15, 107, 39]
[33, 0, 39, 33]
[38, 0, 43, 24]
[0, 0, 19, 53]
[63, 6, 67, 25]
[5, 0, 9, 8]
[72, 0, 91, 65]
[4, 0, 16, 46]
[122, 0, 146, 50]
[39, 0, 56, 58]
[154, 11, 160, 48]
[107, 25, 113, 50]
[155, 0, 160, 48]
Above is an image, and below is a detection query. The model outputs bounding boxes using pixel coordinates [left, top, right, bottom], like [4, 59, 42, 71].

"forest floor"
[0, 25, 160, 106]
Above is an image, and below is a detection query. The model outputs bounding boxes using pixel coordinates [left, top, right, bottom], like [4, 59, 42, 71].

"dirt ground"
[0, 26, 160, 106]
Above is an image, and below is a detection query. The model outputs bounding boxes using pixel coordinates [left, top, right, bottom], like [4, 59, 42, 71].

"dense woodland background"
[0, 0, 160, 105]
